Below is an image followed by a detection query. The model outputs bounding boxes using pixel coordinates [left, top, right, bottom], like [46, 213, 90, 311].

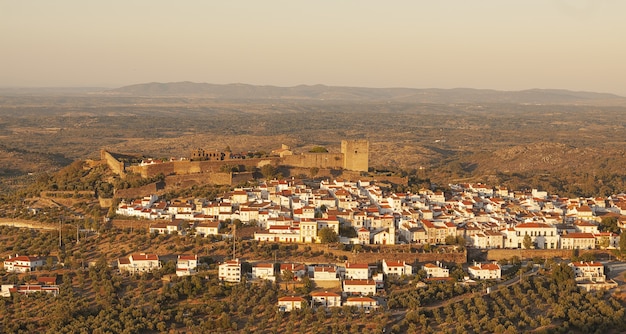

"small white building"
[3, 255, 46, 273]
[422, 262, 449, 278]
[344, 263, 370, 280]
[343, 279, 377, 296]
[568, 261, 605, 283]
[218, 259, 242, 283]
[313, 265, 339, 281]
[278, 296, 306, 312]
[560, 232, 596, 250]
[382, 259, 412, 276]
[311, 291, 342, 308]
[195, 221, 221, 237]
[344, 296, 379, 311]
[280, 263, 308, 280]
[176, 254, 198, 276]
[472, 231, 504, 249]
[1, 284, 59, 298]
[118, 253, 161, 275]
[468, 262, 501, 280]
[252, 263, 276, 281]
[149, 220, 183, 235]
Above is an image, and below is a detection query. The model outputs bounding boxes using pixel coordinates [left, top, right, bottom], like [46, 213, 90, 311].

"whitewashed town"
[5, 173, 624, 314]
[115, 179, 624, 251]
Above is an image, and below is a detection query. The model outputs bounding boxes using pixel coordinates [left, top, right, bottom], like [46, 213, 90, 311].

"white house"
[280, 263, 308, 280]
[357, 228, 371, 244]
[343, 279, 377, 296]
[313, 265, 339, 281]
[118, 253, 161, 274]
[512, 222, 559, 249]
[218, 259, 242, 283]
[176, 254, 198, 276]
[344, 263, 370, 280]
[382, 259, 412, 276]
[568, 261, 605, 283]
[468, 262, 501, 280]
[560, 232, 596, 250]
[472, 231, 504, 249]
[422, 262, 449, 278]
[1, 284, 59, 298]
[344, 296, 378, 311]
[373, 227, 396, 245]
[278, 296, 306, 312]
[3, 255, 46, 273]
[149, 220, 183, 235]
[311, 291, 342, 308]
[195, 221, 221, 237]
[252, 263, 276, 281]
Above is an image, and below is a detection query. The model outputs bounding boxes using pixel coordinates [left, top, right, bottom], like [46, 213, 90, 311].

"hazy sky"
[2, 1, 625, 95]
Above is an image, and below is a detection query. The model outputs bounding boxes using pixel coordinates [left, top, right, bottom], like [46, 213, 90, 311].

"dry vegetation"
[2, 91, 626, 332]
[1, 94, 626, 197]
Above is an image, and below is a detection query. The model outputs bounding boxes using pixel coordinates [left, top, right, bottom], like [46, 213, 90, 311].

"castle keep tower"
[341, 140, 369, 172]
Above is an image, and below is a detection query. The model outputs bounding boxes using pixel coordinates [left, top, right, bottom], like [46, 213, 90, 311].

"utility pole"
[59, 216, 63, 248]
[76, 220, 80, 244]
[232, 222, 236, 259]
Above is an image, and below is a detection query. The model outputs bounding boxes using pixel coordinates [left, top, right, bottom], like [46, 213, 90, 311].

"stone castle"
[102, 140, 369, 180]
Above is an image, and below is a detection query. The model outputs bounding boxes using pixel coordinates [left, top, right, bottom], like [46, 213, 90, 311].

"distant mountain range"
[103, 81, 626, 104]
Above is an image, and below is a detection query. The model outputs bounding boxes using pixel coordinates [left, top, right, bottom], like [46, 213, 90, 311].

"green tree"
[309, 167, 319, 178]
[282, 269, 294, 283]
[260, 164, 276, 179]
[318, 227, 338, 243]
[340, 225, 357, 238]
[445, 235, 457, 245]
[600, 217, 619, 233]
[620, 233, 626, 254]
[309, 146, 328, 153]
[522, 234, 532, 249]
[599, 236, 610, 249]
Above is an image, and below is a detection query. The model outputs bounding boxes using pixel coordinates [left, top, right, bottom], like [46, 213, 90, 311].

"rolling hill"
[105, 82, 626, 105]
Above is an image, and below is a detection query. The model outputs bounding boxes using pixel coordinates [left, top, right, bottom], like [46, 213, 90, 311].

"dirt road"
[0, 218, 58, 230]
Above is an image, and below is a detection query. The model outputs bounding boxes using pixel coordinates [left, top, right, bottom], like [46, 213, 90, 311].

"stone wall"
[282, 153, 344, 170]
[101, 150, 125, 176]
[486, 248, 573, 261]
[128, 157, 281, 178]
[114, 183, 159, 199]
[354, 250, 467, 265]
[341, 140, 369, 172]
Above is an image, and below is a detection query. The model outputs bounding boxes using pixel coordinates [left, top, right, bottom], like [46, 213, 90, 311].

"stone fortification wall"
[98, 198, 114, 208]
[487, 248, 611, 261]
[486, 249, 574, 261]
[282, 153, 344, 169]
[162, 173, 233, 188]
[115, 183, 159, 199]
[101, 150, 125, 176]
[231, 172, 255, 185]
[341, 140, 369, 172]
[128, 157, 281, 178]
[354, 250, 467, 265]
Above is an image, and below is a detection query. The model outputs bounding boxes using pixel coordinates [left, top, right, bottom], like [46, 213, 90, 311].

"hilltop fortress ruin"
[101, 140, 370, 183]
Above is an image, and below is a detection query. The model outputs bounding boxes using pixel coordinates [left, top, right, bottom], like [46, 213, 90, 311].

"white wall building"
[218, 259, 242, 283]
[118, 253, 161, 275]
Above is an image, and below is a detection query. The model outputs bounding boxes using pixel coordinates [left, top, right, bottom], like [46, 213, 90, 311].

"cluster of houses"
[226, 257, 506, 312]
[116, 179, 625, 250]
[1, 252, 614, 299]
